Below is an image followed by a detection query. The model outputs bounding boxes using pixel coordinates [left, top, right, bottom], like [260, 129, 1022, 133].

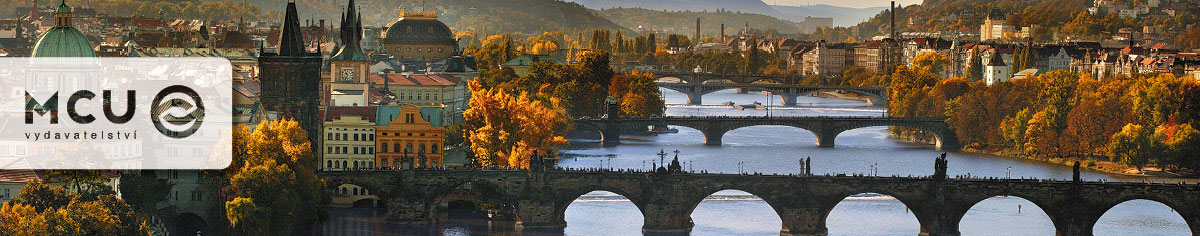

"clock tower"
[327, 0, 372, 106]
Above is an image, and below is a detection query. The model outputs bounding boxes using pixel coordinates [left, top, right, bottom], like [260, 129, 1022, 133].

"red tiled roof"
[323, 106, 378, 122]
[367, 73, 458, 86]
[0, 170, 46, 183]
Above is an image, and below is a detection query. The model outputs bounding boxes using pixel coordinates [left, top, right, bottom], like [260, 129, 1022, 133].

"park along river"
[320, 89, 1196, 236]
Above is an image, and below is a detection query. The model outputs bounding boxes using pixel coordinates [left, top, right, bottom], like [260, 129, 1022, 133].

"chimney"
[695, 18, 701, 46]
[721, 23, 725, 42]
[890, 1, 896, 40]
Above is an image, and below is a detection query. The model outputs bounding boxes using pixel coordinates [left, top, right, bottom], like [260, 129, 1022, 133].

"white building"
[986, 53, 1011, 86]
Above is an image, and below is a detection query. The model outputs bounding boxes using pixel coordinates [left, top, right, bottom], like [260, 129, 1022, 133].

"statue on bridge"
[799, 157, 812, 176]
[933, 153, 948, 180]
[1073, 161, 1081, 183]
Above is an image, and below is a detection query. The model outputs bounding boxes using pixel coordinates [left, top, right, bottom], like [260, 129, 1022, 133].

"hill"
[596, 7, 803, 36]
[769, 4, 886, 27]
[220, 0, 627, 36]
[566, 0, 782, 16]
[850, 0, 1199, 43]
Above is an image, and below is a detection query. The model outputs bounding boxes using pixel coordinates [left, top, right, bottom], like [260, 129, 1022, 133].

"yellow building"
[321, 106, 378, 171]
[375, 105, 444, 169]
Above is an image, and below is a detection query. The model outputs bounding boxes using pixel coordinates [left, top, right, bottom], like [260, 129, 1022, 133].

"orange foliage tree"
[463, 80, 570, 168]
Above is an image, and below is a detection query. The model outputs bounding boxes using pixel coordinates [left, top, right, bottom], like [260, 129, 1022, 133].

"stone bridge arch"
[796, 87, 887, 106]
[551, 186, 648, 230]
[824, 119, 960, 151]
[1093, 195, 1199, 235]
[423, 177, 522, 222]
[956, 194, 1058, 235]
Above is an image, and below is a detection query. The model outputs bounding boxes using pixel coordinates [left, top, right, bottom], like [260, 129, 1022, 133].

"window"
[368, 147, 374, 154]
[190, 191, 202, 201]
[381, 143, 388, 153]
[327, 160, 332, 169]
[431, 144, 438, 153]
[327, 146, 333, 153]
[327, 133, 333, 140]
[353, 147, 359, 154]
[353, 133, 359, 141]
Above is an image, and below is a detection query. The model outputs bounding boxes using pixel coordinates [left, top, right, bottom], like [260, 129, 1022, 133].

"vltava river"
[321, 89, 1194, 235]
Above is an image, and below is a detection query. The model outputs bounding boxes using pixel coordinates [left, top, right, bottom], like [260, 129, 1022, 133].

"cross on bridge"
[575, 116, 959, 150]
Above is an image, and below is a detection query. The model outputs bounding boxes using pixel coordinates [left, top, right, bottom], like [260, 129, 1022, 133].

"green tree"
[1107, 124, 1166, 171]
[966, 51, 983, 81]
[1165, 124, 1200, 172]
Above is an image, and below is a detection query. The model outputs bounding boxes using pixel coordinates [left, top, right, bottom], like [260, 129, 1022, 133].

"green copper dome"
[32, 0, 94, 57]
[32, 27, 95, 57]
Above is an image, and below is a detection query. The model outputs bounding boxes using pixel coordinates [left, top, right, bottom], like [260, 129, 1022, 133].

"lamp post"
[1006, 167, 1011, 179]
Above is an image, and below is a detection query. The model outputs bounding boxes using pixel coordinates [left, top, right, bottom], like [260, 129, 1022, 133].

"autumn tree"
[463, 80, 570, 168]
[3, 182, 148, 236]
[1165, 124, 1200, 172]
[224, 120, 325, 236]
[1107, 124, 1165, 171]
[609, 71, 665, 117]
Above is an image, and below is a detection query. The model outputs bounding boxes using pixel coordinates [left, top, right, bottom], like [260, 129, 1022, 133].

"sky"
[763, 0, 923, 8]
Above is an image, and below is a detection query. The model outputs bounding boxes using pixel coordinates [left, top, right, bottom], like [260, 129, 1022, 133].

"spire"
[330, 0, 367, 61]
[277, 1, 308, 56]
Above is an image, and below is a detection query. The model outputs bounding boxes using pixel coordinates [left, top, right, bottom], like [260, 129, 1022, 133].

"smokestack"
[695, 18, 701, 46]
[721, 23, 725, 42]
[890, 1, 896, 40]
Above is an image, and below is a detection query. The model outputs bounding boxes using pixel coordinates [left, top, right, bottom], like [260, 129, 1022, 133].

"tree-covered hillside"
[597, 7, 802, 37]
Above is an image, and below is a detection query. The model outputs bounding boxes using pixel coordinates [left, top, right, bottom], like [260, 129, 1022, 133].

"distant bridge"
[322, 169, 1200, 236]
[574, 116, 958, 150]
[652, 72, 887, 106]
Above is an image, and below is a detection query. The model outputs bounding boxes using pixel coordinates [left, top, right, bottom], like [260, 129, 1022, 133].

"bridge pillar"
[813, 129, 839, 148]
[865, 96, 886, 107]
[600, 124, 621, 147]
[515, 199, 566, 229]
[913, 209, 966, 236]
[642, 203, 693, 235]
[385, 198, 431, 223]
[780, 94, 798, 107]
[935, 131, 961, 151]
[701, 127, 728, 146]
[736, 88, 748, 94]
[686, 92, 703, 105]
[1043, 202, 1104, 236]
[778, 207, 830, 236]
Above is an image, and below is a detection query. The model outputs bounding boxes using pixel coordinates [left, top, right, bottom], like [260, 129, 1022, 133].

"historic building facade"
[322, 106, 378, 171]
[375, 105, 444, 169]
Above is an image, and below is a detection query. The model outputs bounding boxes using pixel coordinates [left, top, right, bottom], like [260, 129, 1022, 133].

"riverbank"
[961, 147, 1189, 178]
[890, 130, 1186, 178]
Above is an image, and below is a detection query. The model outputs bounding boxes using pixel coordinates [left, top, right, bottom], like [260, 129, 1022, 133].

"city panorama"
[0, 0, 1197, 235]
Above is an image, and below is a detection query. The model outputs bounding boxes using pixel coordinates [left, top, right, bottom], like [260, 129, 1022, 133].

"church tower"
[327, 0, 372, 106]
[258, 0, 323, 145]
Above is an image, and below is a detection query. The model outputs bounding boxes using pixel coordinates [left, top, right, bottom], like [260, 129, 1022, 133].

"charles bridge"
[321, 167, 1200, 236]
[574, 116, 960, 150]
[652, 72, 887, 106]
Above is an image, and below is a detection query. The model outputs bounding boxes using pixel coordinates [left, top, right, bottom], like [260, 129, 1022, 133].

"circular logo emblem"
[151, 85, 204, 138]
